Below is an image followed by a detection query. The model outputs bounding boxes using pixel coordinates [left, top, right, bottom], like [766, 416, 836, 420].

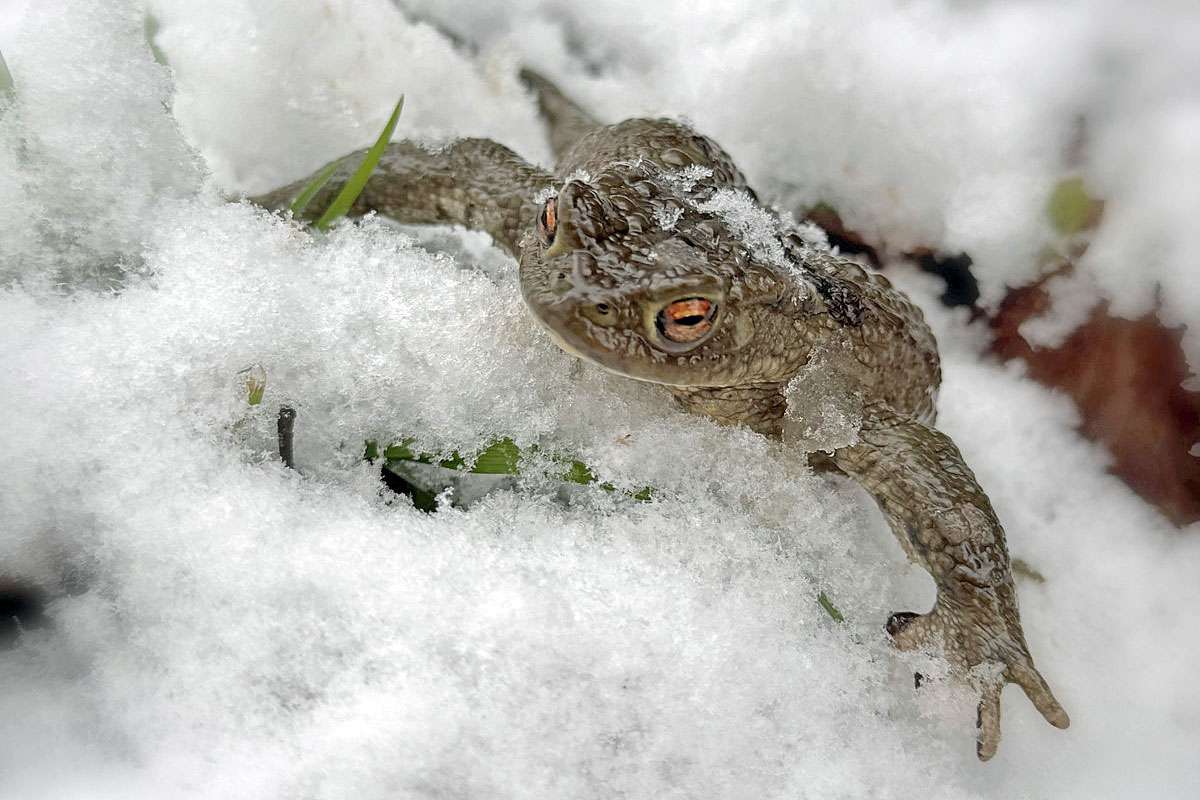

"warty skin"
[252, 76, 1069, 761]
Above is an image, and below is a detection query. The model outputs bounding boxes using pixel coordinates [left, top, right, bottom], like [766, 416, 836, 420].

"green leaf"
[375, 436, 655, 502]
[563, 460, 597, 485]
[407, 484, 440, 513]
[471, 438, 521, 475]
[1047, 177, 1097, 235]
[289, 160, 340, 218]
[383, 439, 421, 462]
[381, 461, 440, 512]
[438, 452, 467, 471]
[313, 95, 404, 231]
[817, 591, 844, 623]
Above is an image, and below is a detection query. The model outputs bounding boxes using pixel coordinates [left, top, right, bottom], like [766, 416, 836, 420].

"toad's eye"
[537, 196, 558, 246]
[657, 297, 717, 344]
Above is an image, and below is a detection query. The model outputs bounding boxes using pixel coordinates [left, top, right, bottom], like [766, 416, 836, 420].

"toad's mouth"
[522, 296, 638, 377]
[521, 293, 728, 388]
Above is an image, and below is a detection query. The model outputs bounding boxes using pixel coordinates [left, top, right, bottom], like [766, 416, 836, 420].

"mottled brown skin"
[253, 80, 1069, 761]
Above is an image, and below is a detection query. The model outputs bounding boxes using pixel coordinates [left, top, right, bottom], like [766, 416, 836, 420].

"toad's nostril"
[656, 297, 716, 344]
[551, 271, 572, 295]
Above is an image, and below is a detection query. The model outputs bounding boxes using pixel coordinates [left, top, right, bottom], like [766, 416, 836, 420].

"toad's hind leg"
[250, 138, 552, 256]
[520, 68, 603, 164]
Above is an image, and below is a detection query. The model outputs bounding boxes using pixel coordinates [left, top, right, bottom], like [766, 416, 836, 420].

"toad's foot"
[887, 585, 1070, 760]
[832, 404, 1069, 759]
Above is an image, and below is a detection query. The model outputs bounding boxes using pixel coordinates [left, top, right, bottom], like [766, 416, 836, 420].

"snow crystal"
[651, 202, 682, 230]
[562, 167, 593, 184]
[696, 187, 789, 267]
[790, 218, 832, 252]
[782, 347, 864, 453]
[1, 2, 1198, 799]
[662, 163, 712, 193]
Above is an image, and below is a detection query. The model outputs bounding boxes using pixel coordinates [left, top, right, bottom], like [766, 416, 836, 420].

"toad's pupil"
[658, 297, 716, 343]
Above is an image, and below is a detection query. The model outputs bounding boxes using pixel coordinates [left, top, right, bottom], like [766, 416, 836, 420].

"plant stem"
[277, 406, 296, 469]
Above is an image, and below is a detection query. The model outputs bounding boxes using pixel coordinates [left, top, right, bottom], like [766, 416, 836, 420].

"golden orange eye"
[657, 297, 716, 343]
[537, 197, 557, 245]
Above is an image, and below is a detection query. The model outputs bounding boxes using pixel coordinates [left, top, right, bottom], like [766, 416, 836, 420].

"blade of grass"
[289, 161, 340, 218]
[817, 591, 845, 623]
[313, 95, 404, 231]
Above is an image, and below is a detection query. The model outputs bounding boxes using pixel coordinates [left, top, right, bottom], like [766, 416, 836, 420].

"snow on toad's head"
[518, 156, 814, 388]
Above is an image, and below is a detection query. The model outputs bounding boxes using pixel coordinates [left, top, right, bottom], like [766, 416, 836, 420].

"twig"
[277, 405, 296, 469]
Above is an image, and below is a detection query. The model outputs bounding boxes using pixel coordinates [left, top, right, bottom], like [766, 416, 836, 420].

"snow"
[696, 188, 791, 268]
[144, 0, 552, 191]
[1, 1, 1198, 798]
[409, 0, 1200, 368]
[1016, 271, 1101, 351]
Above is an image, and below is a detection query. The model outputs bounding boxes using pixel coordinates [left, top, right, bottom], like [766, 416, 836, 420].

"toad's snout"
[550, 269, 573, 296]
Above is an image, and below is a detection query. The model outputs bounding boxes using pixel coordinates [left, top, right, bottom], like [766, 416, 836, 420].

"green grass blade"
[817, 591, 845, 623]
[289, 160, 339, 218]
[313, 95, 404, 231]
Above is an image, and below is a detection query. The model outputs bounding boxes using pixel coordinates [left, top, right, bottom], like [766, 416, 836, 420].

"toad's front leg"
[832, 403, 1070, 760]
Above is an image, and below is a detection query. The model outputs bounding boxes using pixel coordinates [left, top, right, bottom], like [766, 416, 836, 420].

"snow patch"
[0, 2, 1197, 798]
